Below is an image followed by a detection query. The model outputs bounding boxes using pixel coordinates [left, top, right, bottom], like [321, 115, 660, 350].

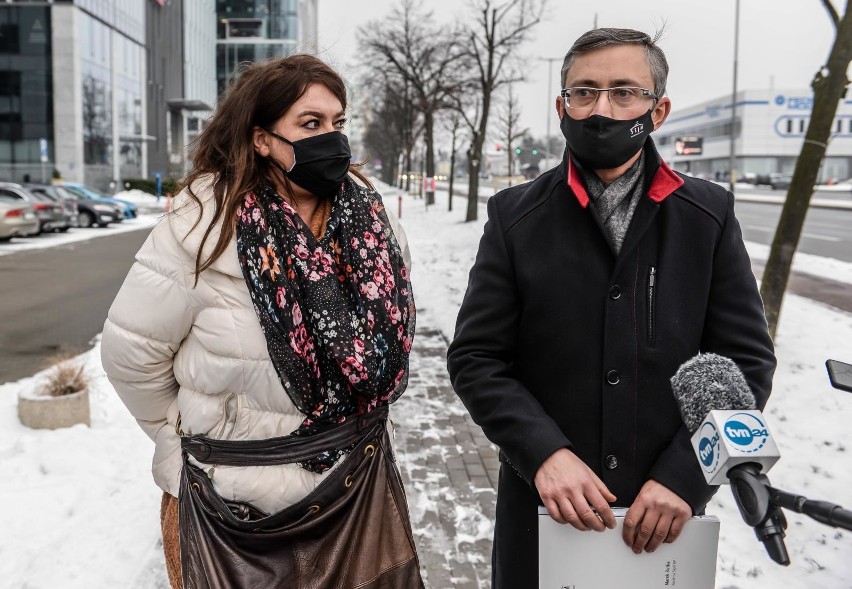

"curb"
[735, 193, 852, 211]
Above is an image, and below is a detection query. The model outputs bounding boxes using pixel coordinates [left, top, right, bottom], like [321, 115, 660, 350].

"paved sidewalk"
[393, 327, 500, 589]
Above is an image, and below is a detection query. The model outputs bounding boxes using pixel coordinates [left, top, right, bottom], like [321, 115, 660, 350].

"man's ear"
[651, 97, 671, 131]
[252, 127, 270, 157]
[556, 96, 566, 120]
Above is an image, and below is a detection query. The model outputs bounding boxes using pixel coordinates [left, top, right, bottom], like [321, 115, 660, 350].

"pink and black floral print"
[235, 178, 415, 472]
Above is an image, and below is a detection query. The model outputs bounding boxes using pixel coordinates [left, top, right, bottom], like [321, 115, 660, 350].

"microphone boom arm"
[769, 487, 852, 532]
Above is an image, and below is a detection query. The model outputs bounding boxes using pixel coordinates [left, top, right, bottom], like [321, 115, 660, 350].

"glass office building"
[0, 4, 54, 183]
[0, 0, 317, 189]
[216, 0, 317, 95]
[0, 0, 146, 190]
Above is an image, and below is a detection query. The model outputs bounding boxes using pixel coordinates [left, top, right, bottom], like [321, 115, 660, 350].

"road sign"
[39, 138, 48, 163]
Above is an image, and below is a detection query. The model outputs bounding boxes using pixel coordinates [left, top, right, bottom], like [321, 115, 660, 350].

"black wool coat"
[446, 141, 777, 588]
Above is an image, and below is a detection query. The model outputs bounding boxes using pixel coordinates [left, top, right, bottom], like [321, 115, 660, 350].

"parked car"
[51, 184, 123, 228]
[754, 173, 774, 187]
[0, 182, 71, 234]
[24, 184, 79, 229]
[0, 194, 39, 241]
[769, 173, 792, 190]
[58, 183, 138, 219]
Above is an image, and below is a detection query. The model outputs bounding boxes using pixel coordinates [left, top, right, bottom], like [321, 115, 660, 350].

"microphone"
[671, 353, 789, 565]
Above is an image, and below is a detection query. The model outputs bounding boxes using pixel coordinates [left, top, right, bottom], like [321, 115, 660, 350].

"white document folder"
[539, 506, 720, 589]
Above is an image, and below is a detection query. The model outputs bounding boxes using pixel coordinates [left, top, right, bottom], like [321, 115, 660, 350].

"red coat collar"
[566, 152, 684, 208]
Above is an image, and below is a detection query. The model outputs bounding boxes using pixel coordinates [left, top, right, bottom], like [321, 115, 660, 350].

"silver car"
[25, 184, 79, 230]
[0, 182, 71, 233]
[0, 194, 39, 241]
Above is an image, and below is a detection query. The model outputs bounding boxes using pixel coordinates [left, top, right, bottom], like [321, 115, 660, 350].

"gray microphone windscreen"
[670, 353, 757, 433]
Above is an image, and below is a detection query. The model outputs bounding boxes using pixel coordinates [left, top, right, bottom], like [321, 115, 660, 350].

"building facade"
[216, 0, 318, 95]
[1, 0, 319, 190]
[0, 2, 55, 183]
[0, 0, 147, 191]
[656, 89, 852, 183]
[146, 0, 216, 181]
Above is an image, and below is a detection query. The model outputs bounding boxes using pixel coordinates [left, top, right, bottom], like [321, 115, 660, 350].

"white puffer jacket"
[101, 177, 411, 514]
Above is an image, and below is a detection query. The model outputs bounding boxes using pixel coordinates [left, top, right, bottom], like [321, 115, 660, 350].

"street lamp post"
[539, 57, 562, 160]
[728, 0, 741, 191]
[221, 18, 231, 88]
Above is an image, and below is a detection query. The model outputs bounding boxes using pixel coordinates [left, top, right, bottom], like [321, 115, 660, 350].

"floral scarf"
[235, 177, 415, 472]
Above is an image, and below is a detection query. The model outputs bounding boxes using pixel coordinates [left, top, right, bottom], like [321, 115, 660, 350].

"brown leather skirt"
[160, 492, 183, 589]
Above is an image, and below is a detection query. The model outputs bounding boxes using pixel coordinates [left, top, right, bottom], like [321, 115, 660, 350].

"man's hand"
[622, 480, 691, 554]
[534, 448, 617, 532]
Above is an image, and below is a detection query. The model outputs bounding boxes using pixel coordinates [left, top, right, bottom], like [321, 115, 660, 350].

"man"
[447, 28, 776, 587]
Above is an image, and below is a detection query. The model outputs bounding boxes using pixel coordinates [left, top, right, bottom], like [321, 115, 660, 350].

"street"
[736, 201, 852, 262]
[447, 177, 852, 263]
[0, 228, 150, 383]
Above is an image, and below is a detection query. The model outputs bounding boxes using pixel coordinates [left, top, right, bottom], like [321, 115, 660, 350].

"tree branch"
[821, 0, 840, 30]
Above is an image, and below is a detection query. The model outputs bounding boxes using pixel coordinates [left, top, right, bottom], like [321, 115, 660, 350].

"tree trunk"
[466, 131, 484, 222]
[404, 149, 412, 193]
[507, 141, 514, 188]
[448, 127, 457, 211]
[760, 10, 852, 339]
[424, 110, 435, 205]
[466, 88, 492, 222]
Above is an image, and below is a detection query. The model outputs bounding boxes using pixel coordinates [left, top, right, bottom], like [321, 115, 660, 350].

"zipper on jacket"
[215, 393, 237, 439]
[647, 265, 657, 345]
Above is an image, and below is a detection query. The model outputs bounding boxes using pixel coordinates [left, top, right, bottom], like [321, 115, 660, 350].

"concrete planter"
[18, 388, 91, 429]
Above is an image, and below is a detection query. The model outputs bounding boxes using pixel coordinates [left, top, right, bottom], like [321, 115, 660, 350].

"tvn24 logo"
[697, 411, 771, 474]
[697, 422, 720, 470]
[723, 412, 770, 454]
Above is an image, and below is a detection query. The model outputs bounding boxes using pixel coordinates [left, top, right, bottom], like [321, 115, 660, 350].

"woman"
[101, 55, 421, 588]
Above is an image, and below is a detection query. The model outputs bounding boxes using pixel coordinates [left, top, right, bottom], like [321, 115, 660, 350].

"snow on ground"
[0, 214, 160, 257]
[0, 182, 850, 588]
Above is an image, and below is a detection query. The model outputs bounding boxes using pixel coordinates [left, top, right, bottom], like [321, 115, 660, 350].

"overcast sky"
[316, 0, 835, 144]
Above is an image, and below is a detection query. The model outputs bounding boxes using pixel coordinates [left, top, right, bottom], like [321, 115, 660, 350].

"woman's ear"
[252, 127, 270, 157]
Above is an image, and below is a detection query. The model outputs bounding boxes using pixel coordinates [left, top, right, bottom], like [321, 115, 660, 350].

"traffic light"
[532, 148, 538, 155]
[515, 147, 522, 154]
[495, 144, 503, 151]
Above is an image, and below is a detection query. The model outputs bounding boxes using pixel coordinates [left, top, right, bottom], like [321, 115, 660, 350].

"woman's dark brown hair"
[182, 54, 371, 281]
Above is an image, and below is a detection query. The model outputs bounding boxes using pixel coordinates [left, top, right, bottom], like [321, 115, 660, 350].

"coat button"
[606, 370, 620, 385]
[608, 285, 621, 300]
[605, 455, 618, 470]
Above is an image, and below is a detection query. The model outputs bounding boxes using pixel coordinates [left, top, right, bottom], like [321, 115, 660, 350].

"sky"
[315, 0, 837, 145]
[1, 189, 851, 587]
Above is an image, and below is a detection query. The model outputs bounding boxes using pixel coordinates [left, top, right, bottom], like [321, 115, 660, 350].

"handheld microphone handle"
[770, 487, 852, 532]
[727, 463, 791, 566]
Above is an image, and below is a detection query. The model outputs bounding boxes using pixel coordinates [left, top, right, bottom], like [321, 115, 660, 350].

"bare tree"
[442, 110, 464, 211]
[361, 88, 408, 186]
[497, 85, 528, 186]
[760, 0, 852, 338]
[359, 0, 468, 204]
[360, 67, 422, 192]
[461, 0, 545, 221]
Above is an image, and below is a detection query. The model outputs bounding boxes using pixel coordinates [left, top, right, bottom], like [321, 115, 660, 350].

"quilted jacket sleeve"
[101, 219, 198, 492]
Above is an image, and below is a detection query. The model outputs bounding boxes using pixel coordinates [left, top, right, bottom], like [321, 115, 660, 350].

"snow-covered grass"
[0, 182, 850, 588]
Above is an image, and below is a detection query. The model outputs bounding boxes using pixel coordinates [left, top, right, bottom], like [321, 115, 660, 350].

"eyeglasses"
[560, 86, 658, 111]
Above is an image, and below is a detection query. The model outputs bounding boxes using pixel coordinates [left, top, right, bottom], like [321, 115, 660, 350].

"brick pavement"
[393, 326, 500, 589]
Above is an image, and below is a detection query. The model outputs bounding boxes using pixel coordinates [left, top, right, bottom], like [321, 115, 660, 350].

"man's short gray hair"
[560, 28, 669, 98]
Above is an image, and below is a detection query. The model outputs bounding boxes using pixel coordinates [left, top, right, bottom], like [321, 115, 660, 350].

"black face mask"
[266, 129, 351, 198]
[560, 109, 654, 170]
